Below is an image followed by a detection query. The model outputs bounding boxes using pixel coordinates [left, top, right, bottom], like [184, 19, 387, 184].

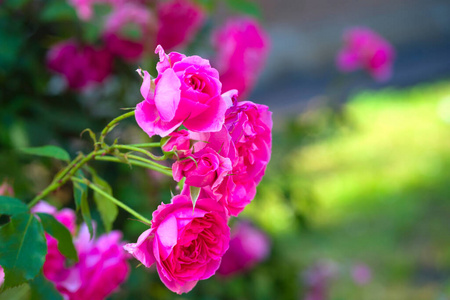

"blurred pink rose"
[32, 202, 77, 282]
[172, 147, 232, 188]
[303, 261, 338, 300]
[0, 180, 14, 196]
[103, 3, 156, 61]
[212, 17, 270, 100]
[0, 266, 4, 287]
[336, 27, 395, 81]
[56, 225, 130, 300]
[32, 202, 129, 300]
[156, 0, 205, 50]
[351, 263, 372, 285]
[47, 40, 113, 90]
[124, 195, 230, 294]
[135, 46, 228, 137]
[217, 220, 270, 276]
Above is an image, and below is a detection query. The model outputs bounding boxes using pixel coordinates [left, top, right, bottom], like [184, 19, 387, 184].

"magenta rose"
[56, 225, 130, 300]
[217, 220, 270, 276]
[212, 17, 270, 100]
[124, 195, 230, 294]
[47, 40, 113, 90]
[172, 147, 232, 188]
[156, 0, 205, 51]
[336, 27, 395, 81]
[135, 46, 228, 137]
[225, 99, 273, 184]
[103, 3, 156, 61]
[162, 129, 192, 156]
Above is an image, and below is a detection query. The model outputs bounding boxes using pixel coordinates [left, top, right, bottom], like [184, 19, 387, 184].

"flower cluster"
[336, 27, 395, 81]
[32, 202, 130, 300]
[125, 46, 272, 294]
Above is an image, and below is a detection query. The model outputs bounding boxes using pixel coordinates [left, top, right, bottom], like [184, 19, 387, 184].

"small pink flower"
[172, 147, 232, 188]
[218, 221, 270, 276]
[103, 3, 156, 61]
[135, 46, 229, 137]
[156, 0, 205, 50]
[336, 27, 395, 81]
[351, 263, 372, 285]
[0, 179, 14, 196]
[162, 130, 192, 156]
[212, 17, 270, 100]
[124, 195, 230, 294]
[47, 40, 113, 90]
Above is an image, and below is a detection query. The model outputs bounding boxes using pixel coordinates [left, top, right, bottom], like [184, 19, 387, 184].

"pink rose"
[124, 195, 230, 294]
[56, 225, 130, 300]
[135, 46, 228, 137]
[32, 202, 129, 300]
[161, 130, 192, 156]
[172, 147, 232, 188]
[47, 41, 113, 90]
[32, 202, 77, 282]
[217, 221, 270, 276]
[336, 27, 395, 81]
[156, 0, 205, 50]
[225, 98, 273, 184]
[212, 17, 270, 100]
[103, 3, 156, 61]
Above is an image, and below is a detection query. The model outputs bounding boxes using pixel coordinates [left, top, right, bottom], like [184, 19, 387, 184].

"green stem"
[71, 177, 151, 224]
[94, 156, 173, 177]
[99, 110, 135, 145]
[127, 143, 161, 148]
[114, 145, 166, 161]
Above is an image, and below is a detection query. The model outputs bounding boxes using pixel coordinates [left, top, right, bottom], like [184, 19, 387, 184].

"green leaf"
[0, 213, 47, 288]
[29, 272, 63, 300]
[36, 213, 78, 262]
[40, 0, 77, 22]
[225, 0, 261, 17]
[20, 145, 70, 162]
[0, 284, 30, 300]
[92, 174, 118, 232]
[0, 196, 29, 216]
[189, 186, 201, 211]
[72, 171, 94, 239]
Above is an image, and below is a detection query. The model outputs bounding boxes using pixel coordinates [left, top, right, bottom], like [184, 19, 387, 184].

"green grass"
[246, 81, 450, 299]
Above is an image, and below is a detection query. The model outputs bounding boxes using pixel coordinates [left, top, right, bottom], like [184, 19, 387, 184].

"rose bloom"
[32, 202, 129, 300]
[103, 3, 156, 61]
[124, 195, 230, 294]
[336, 27, 395, 81]
[172, 147, 232, 188]
[217, 220, 270, 276]
[212, 17, 270, 100]
[161, 130, 192, 156]
[47, 40, 113, 90]
[156, 0, 205, 50]
[135, 46, 228, 137]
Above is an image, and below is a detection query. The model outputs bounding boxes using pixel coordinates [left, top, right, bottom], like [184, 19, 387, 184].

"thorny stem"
[99, 110, 135, 145]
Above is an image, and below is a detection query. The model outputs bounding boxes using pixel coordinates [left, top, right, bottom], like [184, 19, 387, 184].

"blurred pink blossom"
[0, 179, 14, 196]
[351, 263, 372, 285]
[336, 27, 395, 81]
[0, 266, 4, 287]
[103, 3, 156, 61]
[212, 17, 270, 100]
[303, 260, 338, 300]
[156, 0, 205, 50]
[217, 221, 270, 276]
[47, 40, 113, 90]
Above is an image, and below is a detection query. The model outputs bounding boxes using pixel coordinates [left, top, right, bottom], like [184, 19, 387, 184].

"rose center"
[185, 75, 205, 91]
